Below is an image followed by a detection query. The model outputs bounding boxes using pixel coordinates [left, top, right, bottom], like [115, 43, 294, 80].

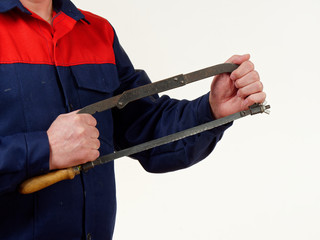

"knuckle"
[258, 92, 267, 102]
[90, 116, 98, 126]
[95, 139, 101, 149]
[230, 55, 238, 62]
[231, 70, 240, 81]
[227, 55, 240, 64]
[251, 70, 260, 80]
[89, 127, 99, 139]
[93, 150, 100, 159]
[73, 114, 81, 123]
[233, 71, 240, 79]
[56, 114, 66, 122]
[262, 91, 267, 99]
[257, 81, 264, 91]
[247, 61, 255, 70]
[234, 79, 241, 88]
[83, 114, 97, 126]
[95, 128, 100, 138]
[85, 150, 99, 161]
[79, 137, 88, 147]
[77, 127, 86, 136]
[246, 96, 255, 104]
[89, 138, 100, 150]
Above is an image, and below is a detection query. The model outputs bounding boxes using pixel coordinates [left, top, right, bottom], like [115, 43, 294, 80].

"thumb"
[226, 54, 250, 64]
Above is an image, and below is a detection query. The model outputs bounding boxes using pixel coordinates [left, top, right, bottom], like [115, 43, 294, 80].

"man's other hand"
[209, 54, 266, 119]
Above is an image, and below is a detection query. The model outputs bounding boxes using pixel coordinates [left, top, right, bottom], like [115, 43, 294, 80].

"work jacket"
[0, 0, 231, 239]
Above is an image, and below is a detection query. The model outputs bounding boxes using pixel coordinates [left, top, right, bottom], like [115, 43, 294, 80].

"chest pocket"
[70, 64, 120, 154]
[71, 64, 119, 102]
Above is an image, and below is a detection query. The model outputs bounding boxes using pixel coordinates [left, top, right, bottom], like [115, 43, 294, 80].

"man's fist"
[47, 111, 100, 170]
[209, 54, 266, 119]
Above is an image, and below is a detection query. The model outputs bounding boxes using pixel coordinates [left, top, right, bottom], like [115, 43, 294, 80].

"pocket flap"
[71, 64, 119, 93]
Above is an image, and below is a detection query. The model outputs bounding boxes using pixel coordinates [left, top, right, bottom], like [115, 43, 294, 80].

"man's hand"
[47, 111, 100, 170]
[209, 54, 266, 119]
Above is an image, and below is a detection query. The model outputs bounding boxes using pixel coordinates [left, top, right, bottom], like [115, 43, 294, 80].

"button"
[87, 233, 92, 240]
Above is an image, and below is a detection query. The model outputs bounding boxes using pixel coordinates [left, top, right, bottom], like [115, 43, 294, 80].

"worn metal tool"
[78, 63, 238, 114]
[19, 63, 270, 194]
[81, 103, 270, 171]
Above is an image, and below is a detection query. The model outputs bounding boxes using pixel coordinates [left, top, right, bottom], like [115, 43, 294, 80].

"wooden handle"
[19, 167, 80, 194]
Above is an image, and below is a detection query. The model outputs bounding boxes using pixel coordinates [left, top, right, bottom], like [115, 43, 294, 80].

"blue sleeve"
[0, 132, 50, 194]
[111, 32, 232, 173]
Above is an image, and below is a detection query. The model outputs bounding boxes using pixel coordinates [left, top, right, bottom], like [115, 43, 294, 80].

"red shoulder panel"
[0, 9, 115, 66]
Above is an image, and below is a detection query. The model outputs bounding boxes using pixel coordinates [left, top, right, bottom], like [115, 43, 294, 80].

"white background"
[73, 0, 320, 239]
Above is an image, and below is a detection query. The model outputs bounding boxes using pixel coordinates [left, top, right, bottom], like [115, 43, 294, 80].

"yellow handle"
[19, 167, 80, 194]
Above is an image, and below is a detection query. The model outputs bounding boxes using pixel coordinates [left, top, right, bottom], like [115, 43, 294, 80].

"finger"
[231, 61, 255, 81]
[79, 114, 97, 126]
[76, 127, 99, 143]
[88, 127, 100, 139]
[79, 149, 100, 163]
[87, 149, 100, 161]
[226, 54, 250, 64]
[81, 135, 100, 150]
[234, 70, 260, 88]
[89, 138, 101, 150]
[237, 81, 264, 98]
[243, 92, 267, 108]
[88, 149, 100, 161]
